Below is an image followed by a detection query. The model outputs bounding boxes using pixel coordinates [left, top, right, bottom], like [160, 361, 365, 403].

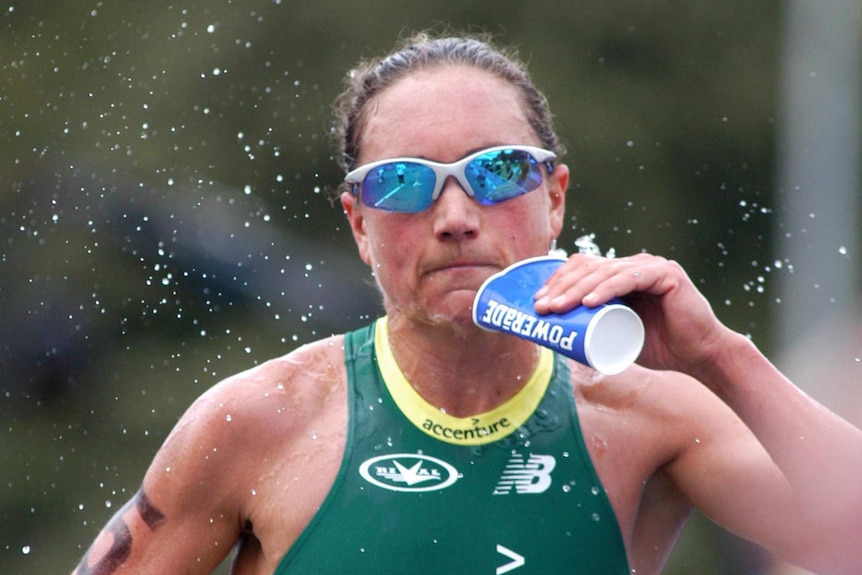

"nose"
[431, 176, 480, 241]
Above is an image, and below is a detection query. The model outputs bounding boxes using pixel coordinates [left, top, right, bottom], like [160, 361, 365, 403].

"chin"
[388, 289, 482, 332]
[426, 311, 482, 339]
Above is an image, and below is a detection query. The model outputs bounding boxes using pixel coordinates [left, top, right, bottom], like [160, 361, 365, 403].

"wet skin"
[70, 64, 862, 575]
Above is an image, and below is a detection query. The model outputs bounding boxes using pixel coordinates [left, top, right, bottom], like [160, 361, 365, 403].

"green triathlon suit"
[274, 318, 630, 574]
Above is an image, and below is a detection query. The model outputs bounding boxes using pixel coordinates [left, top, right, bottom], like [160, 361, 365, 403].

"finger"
[580, 256, 677, 307]
[534, 255, 605, 308]
[539, 255, 667, 312]
[534, 257, 628, 311]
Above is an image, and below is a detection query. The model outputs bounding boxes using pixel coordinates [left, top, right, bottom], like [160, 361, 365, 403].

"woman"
[72, 32, 862, 575]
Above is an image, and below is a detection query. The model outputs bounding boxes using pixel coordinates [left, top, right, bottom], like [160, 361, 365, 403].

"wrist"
[687, 329, 762, 395]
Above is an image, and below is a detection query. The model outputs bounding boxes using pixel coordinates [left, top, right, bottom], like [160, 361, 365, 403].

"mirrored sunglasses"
[345, 145, 556, 213]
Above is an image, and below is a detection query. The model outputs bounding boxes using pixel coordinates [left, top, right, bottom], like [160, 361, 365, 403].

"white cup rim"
[584, 304, 645, 375]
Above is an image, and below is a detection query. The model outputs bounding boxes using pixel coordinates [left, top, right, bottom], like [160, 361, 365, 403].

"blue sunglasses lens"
[360, 162, 436, 212]
[465, 149, 543, 205]
[356, 147, 548, 212]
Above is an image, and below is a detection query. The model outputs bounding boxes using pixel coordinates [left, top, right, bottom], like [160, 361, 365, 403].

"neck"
[382, 314, 542, 417]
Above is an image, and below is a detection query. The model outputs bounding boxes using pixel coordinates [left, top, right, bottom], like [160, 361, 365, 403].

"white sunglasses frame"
[344, 144, 557, 211]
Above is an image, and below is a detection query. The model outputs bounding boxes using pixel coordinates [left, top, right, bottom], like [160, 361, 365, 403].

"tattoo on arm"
[135, 487, 166, 530]
[73, 486, 166, 575]
[74, 520, 132, 575]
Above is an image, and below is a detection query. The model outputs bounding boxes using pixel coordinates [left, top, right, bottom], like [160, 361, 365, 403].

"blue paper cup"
[472, 255, 645, 375]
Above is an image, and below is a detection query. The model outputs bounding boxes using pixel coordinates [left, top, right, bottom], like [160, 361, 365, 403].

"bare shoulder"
[570, 360, 754, 568]
[573, 360, 742, 447]
[570, 361, 752, 503]
[571, 359, 768, 504]
[69, 336, 350, 574]
[144, 334, 349, 515]
[193, 333, 350, 435]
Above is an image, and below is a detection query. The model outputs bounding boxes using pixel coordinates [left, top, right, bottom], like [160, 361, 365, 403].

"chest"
[271, 358, 630, 574]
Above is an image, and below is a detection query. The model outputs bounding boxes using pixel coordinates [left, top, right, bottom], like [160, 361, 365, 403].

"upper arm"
[71, 384, 256, 574]
[71, 339, 348, 575]
[659, 377, 803, 557]
[70, 478, 238, 575]
[666, 384, 862, 573]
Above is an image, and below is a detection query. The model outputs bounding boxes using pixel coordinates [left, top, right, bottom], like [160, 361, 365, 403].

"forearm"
[692, 330, 862, 565]
[692, 331, 861, 468]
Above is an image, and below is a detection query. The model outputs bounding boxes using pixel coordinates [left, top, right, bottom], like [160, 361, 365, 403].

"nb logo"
[493, 453, 556, 494]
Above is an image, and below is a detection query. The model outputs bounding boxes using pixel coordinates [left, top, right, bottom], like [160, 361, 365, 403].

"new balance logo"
[493, 453, 556, 494]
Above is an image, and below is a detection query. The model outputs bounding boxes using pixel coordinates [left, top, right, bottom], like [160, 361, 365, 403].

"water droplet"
[225, 414, 232, 422]
[591, 513, 601, 522]
[591, 486, 600, 496]
[22, 545, 31, 555]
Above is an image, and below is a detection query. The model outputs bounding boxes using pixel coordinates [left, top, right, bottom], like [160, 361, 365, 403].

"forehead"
[358, 65, 538, 162]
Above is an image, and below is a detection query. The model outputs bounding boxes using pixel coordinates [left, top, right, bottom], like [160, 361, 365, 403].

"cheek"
[367, 237, 415, 299]
[500, 202, 553, 246]
[365, 220, 413, 270]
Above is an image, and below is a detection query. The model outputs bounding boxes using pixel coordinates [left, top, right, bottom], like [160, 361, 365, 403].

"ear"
[547, 163, 569, 241]
[342, 191, 372, 266]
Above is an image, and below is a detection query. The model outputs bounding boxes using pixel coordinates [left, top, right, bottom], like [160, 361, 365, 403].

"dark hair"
[332, 32, 564, 183]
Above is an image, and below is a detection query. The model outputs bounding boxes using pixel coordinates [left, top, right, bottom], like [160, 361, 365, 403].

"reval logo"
[358, 453, 460, 493]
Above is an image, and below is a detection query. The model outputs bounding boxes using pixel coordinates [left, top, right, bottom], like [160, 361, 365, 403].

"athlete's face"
[342, 65, 568, 331]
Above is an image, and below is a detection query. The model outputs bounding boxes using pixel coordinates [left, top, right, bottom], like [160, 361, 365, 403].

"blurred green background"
[2, 1, 859, 574]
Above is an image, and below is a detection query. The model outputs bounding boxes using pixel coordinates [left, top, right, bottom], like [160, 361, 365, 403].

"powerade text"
[479, 299, 578, 350]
